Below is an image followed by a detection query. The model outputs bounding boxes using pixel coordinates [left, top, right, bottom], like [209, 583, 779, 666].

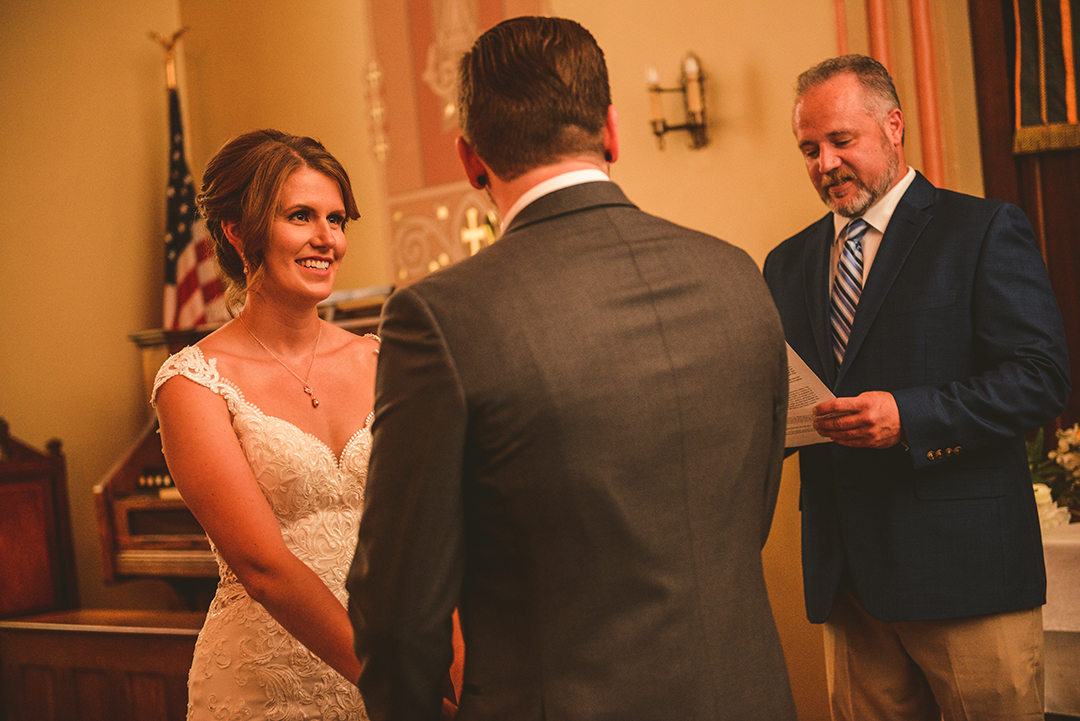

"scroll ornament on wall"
[1012, 0, 1080, 153]
[389, 186, 497, 284]
[423, 0, 481, 127]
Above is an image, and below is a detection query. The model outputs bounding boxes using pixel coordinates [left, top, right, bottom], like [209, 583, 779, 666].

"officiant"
[764, 54, 1070, 720]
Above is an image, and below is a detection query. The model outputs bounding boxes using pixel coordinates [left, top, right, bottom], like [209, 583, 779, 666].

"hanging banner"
[1013, 0, 1080, 153]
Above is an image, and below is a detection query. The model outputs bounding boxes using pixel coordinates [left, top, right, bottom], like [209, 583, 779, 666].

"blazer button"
[945, 447, 953, 456]
[935, 449, 943, 460]
[954, 446, 962, 454]
[927, 451, 935, 461]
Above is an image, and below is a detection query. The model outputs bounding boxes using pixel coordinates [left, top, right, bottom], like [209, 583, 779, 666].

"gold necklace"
[238, 314, 323, 408]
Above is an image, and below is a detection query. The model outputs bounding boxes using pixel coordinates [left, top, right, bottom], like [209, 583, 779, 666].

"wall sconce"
[646, 54, 708, 150]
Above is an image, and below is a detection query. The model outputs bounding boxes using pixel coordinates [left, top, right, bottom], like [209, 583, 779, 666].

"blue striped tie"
[830, 218, 868, 367]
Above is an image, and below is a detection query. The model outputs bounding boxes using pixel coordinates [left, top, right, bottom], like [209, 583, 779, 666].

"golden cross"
[460, 207, 491, 256]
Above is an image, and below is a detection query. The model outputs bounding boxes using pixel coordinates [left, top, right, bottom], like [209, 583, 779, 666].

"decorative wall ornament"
[366, 60, 389, 161]
[392, 214, 449, 280]
[422, 0, 481, 127]
[389, 182, 497, 284]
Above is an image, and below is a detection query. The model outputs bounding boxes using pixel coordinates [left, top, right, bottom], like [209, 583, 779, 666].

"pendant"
[312, 397, 320, 408]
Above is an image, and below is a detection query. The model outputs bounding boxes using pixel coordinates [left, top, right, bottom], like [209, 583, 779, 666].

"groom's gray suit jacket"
[348, 181, 797, 721]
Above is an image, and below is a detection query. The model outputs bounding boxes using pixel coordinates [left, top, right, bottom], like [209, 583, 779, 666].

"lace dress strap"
[151, 346, 245, 414]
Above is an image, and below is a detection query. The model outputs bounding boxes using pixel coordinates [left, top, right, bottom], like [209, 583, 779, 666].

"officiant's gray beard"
[821, 134, 900, 218]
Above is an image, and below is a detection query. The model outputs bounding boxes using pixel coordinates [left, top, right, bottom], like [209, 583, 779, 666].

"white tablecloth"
[1044, 522, 1080, 632]
[1043, 521, 1080, 715]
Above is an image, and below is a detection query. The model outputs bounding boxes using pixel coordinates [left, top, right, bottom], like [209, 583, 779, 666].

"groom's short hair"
[457, 16, 611, 180]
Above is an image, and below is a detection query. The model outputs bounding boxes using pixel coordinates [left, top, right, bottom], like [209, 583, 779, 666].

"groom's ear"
[456, 137, 491, 190]
[602, 104, 619, 164]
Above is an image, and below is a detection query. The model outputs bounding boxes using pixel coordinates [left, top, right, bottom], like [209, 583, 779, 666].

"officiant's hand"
[812, 391, 904, 449]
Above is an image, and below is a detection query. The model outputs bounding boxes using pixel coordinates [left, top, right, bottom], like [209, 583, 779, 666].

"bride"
[153, 129, 375, 720]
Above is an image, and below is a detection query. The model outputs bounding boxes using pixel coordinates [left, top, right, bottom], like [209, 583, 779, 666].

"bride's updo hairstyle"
[197, 129, 361, 312]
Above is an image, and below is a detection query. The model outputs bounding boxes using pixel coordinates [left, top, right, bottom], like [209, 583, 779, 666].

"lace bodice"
[153, 345, 369, 720]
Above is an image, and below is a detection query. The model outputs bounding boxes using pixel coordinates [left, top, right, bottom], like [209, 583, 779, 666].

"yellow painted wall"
[0, 1, 984, 718]
[0, 0, 190, 610]
[550, 0, 837, 266]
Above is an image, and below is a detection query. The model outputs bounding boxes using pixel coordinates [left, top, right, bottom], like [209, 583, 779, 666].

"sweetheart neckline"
[184, 346, 373, 467]
[246, 406, 373, 468]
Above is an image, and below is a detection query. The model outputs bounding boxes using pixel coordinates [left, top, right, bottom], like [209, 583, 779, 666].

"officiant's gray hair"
[796, 54, 902, 135]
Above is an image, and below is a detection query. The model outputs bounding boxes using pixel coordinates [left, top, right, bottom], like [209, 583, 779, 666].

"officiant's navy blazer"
[763, 172, 1070, 624]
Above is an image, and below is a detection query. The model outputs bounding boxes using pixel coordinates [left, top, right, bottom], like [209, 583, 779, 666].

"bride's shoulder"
[151, 324, 250, 406]
[155, 345, 210, 381]
[321, 325, 379, 389]
[325, 322, 379, 357]
[192, 321, 253, 372]
[152, 346, 219, 406]
[193, 320, 243, 355]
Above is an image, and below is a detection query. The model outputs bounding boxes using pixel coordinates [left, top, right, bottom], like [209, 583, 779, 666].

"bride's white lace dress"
[153, 346, 369, 721]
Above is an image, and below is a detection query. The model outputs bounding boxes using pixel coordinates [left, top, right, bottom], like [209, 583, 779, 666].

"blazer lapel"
[803, 216, 837, 386]
[836, 174, 935, 386]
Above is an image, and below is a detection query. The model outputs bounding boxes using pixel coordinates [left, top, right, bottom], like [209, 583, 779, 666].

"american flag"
[163, 87, 226, 329]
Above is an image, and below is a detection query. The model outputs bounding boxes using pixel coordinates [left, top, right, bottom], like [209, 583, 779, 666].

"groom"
[347, 16, 796, 721]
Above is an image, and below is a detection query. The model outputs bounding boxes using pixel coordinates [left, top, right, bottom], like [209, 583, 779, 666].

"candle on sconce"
[646, 55, 708, 150]
[646, 67, 664, 125]
[683, 55, 703, 115]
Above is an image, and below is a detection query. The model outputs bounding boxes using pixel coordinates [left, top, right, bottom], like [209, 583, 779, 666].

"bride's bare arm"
[156, 375, 363, 684]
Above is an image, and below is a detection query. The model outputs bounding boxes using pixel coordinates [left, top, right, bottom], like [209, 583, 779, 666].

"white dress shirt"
[830, 166, 917, 286]
[499, 169, 611, 233]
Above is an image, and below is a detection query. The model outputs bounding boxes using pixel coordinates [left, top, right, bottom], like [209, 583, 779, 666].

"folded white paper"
[785, 343, 835, 447]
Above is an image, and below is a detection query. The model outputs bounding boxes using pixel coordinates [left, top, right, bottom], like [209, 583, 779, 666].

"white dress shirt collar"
[500, 169, 611, 233]
[829, 167, 916, 282]
[832, 166, 916, 241]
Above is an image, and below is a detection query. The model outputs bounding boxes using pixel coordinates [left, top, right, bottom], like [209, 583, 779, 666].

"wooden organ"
[93, 414, 215, 587]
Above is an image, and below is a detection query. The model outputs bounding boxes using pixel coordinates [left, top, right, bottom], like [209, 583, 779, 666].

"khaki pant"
[824, 586, 1044, 721]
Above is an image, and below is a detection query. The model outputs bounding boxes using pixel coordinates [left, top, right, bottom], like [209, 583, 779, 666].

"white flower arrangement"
[1029, 424, 1080, 530]
[1034, 482, 1071, 530]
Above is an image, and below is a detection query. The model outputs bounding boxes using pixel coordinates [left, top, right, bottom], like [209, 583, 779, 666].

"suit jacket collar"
[808, 172, 936, 388]
[503, 181, 637, 235]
